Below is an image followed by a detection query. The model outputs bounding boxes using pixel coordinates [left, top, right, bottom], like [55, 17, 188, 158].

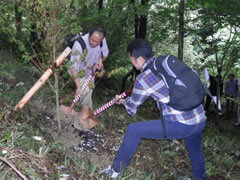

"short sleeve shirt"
[69, 33, 109, 78]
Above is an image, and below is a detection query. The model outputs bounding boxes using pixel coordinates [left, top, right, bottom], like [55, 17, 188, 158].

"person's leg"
[238, 108, 240, 124]
[79, 78, 93, 109]
[112, 120, 161, 172]
[231, 100, 235, 113]
[235, 103, 240, 125]
[204, 95, 211, 112]
[184, 123, 206, 180]
[82, 89, 93, 108]
[112, 119, 205, 173]
[226, 98, 230, 114]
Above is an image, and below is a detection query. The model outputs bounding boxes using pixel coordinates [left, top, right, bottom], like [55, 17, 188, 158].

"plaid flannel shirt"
[124, 58, 206, 125]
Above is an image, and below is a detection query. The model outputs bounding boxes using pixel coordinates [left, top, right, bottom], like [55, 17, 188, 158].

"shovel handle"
[93, 91, 131, 116]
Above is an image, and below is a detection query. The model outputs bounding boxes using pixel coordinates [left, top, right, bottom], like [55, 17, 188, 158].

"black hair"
[228, 73, 235, 78]
[126, 39, 153, 60]
[89, 24, 106, 37]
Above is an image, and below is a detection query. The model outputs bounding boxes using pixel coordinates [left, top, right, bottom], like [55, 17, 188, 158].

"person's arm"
[114, 72, 169, 116]
[225, 81, 229, 97]
[97, 56, 104, 70]
[97, 38, 109, 70]
[236, 80, 239, 95]
[69, 41, 84, 95]
[71, 68, 81, 90]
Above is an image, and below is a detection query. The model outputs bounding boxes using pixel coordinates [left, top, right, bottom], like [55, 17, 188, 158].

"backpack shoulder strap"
[75, 36, 86, 52]
[99, 39, 103, 58]
[143, 57, 170, 88]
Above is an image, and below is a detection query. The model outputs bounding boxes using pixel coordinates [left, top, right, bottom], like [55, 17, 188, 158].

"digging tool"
[73, 90, 132, 129]
[60, 80, 135, 129]
[14, 47, 72, 110]
[68, 63, 101, 112]
[72, 81, 135, 129]
[60, 90, 131, 130]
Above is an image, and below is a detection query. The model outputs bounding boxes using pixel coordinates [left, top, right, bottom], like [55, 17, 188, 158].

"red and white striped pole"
[93, 91, 130, 116]
[69, 64, 101, 112]
[73, 75, 94, 103]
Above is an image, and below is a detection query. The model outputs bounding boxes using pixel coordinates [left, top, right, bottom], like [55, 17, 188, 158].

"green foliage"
[0, 61, 41, 106]
[163, 150, 178, 160]
[202, 121, 240, 178]
[185, 0, 240, 79]
[205, 162, 219, 176]
[1, 1, 240, 178]
[0, 0, 239, 79]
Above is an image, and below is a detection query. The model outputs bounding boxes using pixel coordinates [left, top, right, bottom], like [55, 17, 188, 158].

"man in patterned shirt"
[100, 39, 206, 180]
[69, 24, 109, 108]
[225, 73, 238, 114]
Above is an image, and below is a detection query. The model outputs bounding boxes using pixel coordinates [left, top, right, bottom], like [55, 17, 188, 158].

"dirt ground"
[30, 97, 126, 170]
[28, 90, 240, 179]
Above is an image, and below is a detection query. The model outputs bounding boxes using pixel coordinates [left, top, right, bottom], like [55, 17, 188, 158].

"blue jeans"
[112, 118, 206, 180]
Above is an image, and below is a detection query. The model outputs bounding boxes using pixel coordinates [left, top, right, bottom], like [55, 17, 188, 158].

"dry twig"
[0, 156, 29, 180]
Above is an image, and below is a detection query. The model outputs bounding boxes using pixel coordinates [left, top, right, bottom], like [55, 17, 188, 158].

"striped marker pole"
[93, 91, 129, 116]
[72, 63, 101, 103]
[69, 64, 100, 112]
[73, 75, 94, 103]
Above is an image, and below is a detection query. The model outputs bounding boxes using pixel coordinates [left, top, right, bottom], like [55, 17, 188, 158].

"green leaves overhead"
[0, 0, 239, 77]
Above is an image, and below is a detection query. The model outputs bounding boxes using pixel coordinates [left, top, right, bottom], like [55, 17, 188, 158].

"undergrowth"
[0, 51, 240, 179]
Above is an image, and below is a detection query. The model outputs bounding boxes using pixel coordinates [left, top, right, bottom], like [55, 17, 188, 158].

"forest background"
[0, 0, 240, 179]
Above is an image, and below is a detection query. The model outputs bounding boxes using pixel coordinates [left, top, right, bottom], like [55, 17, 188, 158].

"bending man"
[100, 39, 206, 180]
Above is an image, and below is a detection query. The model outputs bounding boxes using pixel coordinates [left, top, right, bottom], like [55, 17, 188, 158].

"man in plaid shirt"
[100, 39, 206, 180]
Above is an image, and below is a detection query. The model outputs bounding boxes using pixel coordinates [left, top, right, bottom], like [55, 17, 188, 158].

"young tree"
[186, 0, 240, 125]
[121, 0, 149, 92]
[178, 0, 185, 60]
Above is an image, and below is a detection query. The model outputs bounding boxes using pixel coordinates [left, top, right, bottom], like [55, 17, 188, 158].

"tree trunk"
[135, 0, 148, 39]
[98, 0, 103, 11]
[178, 0, 184, 61]
[120, 0, 148, 93]
[53, 6, 61, 134]
[15, 1, 22, 33]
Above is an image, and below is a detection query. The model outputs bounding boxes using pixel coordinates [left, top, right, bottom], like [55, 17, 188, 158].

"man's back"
[124, 59, 206, 126]
[225, 79, 237, 97]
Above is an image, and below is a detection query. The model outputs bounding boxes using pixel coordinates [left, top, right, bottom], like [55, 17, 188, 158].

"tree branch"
[0, 156, 29, 180]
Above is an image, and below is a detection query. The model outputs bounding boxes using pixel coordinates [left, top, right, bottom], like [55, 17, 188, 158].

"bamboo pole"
[14, 47, 71, 110]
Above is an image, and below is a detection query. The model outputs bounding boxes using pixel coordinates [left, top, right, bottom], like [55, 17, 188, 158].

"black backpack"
[145, 55, 205, 111]
[67, 32, 87, 51]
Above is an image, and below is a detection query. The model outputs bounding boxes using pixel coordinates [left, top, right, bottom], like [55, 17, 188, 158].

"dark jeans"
[204, 95, 212, 111]
[204, 95, 221, 113]
[226, 98, 235, 113]
[112, 118, 206, 180]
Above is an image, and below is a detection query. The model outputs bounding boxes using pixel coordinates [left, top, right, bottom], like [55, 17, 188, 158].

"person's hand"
[96, 63, 103, 71]
[114, 95, 121, 104]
